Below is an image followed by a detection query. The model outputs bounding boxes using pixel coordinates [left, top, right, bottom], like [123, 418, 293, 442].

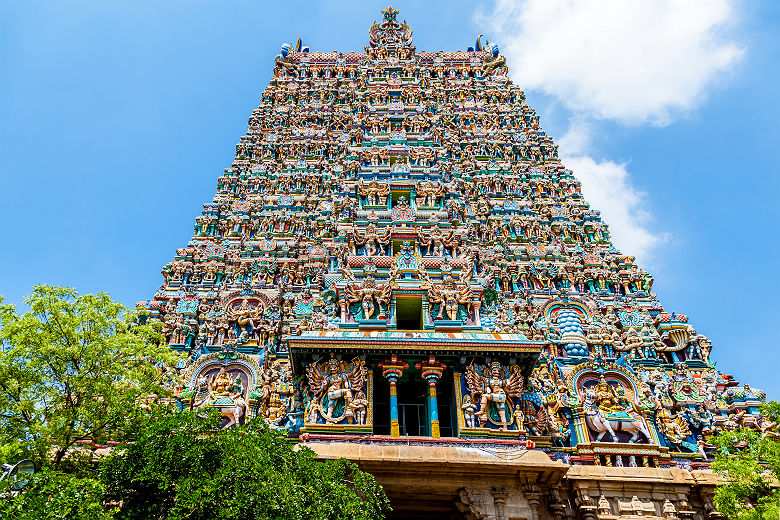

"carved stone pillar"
[378, 354, 408, 437]
[491, 487, 508, 520]
[547, 486, 566, 520]
[416, 355, 446, 438]
[525, 486, 542, 520]
[576, 491, 598, 520]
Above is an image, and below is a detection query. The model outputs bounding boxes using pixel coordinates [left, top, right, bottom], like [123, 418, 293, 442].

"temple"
[140, 7, 772, 519]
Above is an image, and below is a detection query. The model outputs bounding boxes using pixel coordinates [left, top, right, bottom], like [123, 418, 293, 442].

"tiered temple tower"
[141, 7, 769, 518]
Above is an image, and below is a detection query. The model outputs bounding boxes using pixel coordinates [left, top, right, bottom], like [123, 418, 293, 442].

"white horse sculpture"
[215, 396, 247, 428]
[581, 387, 651, 443]
[187, 374, 247, 428]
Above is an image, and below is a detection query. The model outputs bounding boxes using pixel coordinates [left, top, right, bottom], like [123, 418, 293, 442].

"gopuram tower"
[141, 7, 769, 519]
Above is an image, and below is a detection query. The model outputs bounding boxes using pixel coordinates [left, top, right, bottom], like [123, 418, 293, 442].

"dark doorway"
[397, 378, 429, 436]
[373, 373, 390, 435]
[436, 369, 456, 438]
[396, 296, 423, 330]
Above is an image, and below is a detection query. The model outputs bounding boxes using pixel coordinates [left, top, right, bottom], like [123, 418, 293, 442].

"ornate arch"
[542, 299, 595, 324]
[566, 361, 643, 399]
[187, 352, 263, 393]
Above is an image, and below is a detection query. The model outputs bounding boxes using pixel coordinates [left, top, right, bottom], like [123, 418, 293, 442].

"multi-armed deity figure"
[415, 180, 445, 208]
[465, 362, 524, 428]
[427, 276, 472, 321]
[344, 274, 392, 321]
[306, 357, 368, 424]
[357, 179, 391, 206]
[416, 225, 457, 257]
[351, 222, 392, 257]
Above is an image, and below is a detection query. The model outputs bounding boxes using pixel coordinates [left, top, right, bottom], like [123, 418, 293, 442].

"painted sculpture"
[306, 357, 369, 425]
[465, 362, 524, 429]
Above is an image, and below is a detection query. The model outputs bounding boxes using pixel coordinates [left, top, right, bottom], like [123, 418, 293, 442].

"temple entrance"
[436, 369, 455, 438]
[373, 374, 391, 435]
[397, 378, 428, 436]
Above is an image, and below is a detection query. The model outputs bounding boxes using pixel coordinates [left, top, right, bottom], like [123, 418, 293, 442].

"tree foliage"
[0, 286, 389, 519]
[0, 409, 389, 520]
[0, 471, 114, 520]
[711, 401, 780, 520]
[0, 285, 181, 468]
[102, 409, 389, 520]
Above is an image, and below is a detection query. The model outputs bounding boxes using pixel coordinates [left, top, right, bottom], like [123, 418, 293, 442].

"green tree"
[711, 401, 780, 520]
[0, 471, 114, 520]
[1, 410, 389, 520]
[0, 286, 389, 519]
[0, 285, 181, 468]
[101, 409, 390, 520]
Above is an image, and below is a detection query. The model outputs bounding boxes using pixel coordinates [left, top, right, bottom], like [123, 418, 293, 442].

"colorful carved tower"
[141, 7, 768, 518]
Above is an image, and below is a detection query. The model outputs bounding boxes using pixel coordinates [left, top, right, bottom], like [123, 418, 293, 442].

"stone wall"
[305, 441, 724, 520]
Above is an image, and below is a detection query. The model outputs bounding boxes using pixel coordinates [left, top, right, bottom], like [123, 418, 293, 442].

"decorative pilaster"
[416, 355, 446, 438]
[379, 354, 408, 437]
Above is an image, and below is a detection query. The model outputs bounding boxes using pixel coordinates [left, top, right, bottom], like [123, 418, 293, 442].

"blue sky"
[1, 1, 778, 397]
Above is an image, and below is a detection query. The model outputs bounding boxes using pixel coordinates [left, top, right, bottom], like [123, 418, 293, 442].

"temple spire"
[142, 9, 770, 516]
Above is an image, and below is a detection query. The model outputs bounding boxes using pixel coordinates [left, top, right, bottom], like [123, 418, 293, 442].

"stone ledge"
[566, 464, 720, 485]
[304, 441, 559, 467]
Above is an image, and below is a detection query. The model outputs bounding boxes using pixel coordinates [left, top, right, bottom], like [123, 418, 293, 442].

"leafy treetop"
[0, 285, 181, 468]
[712, 401, 780, 520]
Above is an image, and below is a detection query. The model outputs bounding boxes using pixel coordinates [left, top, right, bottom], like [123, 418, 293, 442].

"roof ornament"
[368, 6, 414, 50]
[474, 34, 500, 58]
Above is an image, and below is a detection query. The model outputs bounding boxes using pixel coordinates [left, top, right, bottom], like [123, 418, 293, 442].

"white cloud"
[559, 119, 668, 263]
[477, 0, 743, 125]
[558, 119, 668, 262]
[474, 0, 742, 262]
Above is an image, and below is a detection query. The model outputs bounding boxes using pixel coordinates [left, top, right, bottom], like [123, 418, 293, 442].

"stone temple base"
[304, 440, 723, 520]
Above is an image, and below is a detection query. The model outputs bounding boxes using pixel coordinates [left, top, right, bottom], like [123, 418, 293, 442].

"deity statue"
[357, 179, 391, 206]
[544, 385, 572, 445]
[417, 225, 456, 257]
[656, 406, 692, 446]
[208, 368, 234, 398]
[580, 377, 652, 443]
[200, 368, 249, 428]
[623, 329, 643, 359]
[513, 404, 525, 432]
[344, 275, 392, 321]
[227, 297, 264, 340]
[465, 362, 524, 428]
[415, 180, 445, 207]
[352, 222, 391, 256]
[594, 376, 620, 414]
[252, 359, 294, 424]
[306, 356, 368, 424]
[347, 389, 369, 425]
[427, 276, 472, 322]
[462, 394, 477, 428]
